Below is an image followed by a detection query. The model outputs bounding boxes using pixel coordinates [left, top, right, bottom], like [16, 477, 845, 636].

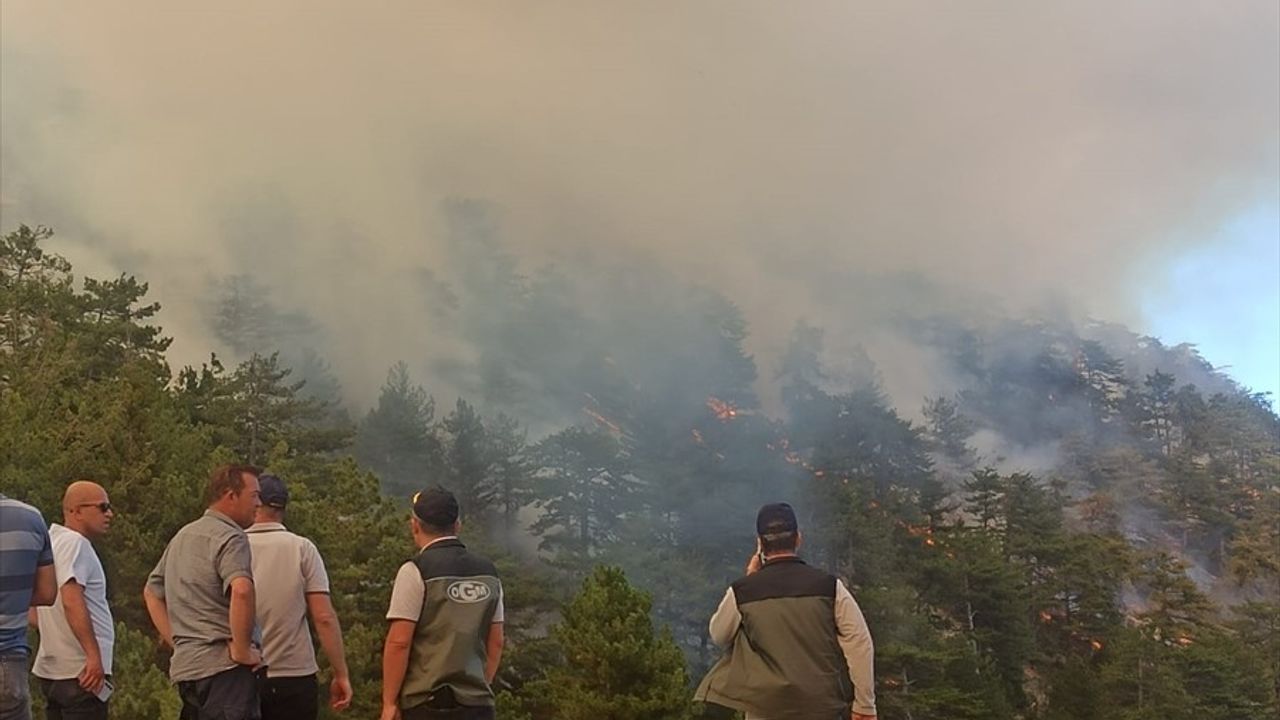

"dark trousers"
[0, 653, 32, 720]
[401, 706, 495, 720]
[260, 674, 318, 720]
[178, 666, 261, 720]
[39, 678, 109, 720]
[402, 689, 495, 720]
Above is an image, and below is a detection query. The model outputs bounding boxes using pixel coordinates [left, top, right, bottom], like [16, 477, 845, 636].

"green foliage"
[104, 623, 183, 719]
[923, 395, 977, 468]
[530, 427, 637, 563]
[442, 398, 493, 516]
[512, 566, 694, 720]
[354, 361, 442, 495]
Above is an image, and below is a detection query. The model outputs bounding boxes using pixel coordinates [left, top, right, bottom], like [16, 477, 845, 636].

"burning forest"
[2, 2, 1278, 718]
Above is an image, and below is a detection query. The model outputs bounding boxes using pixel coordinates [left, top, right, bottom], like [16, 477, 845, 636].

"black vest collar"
[422, 537, 466, 552]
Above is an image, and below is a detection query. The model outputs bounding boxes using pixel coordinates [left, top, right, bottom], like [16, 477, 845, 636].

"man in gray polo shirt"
[144, 464, 264, 720]
[247, 474, 352, 720]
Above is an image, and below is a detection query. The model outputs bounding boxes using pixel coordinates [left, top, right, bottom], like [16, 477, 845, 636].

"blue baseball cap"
[259, 474, 289, 508]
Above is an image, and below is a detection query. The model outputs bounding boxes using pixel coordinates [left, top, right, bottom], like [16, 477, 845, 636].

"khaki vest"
[695, 558, 852, 719]
[401, 539, 502, 709]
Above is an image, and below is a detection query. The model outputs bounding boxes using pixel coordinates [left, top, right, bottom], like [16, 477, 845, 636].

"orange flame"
[706, 396, 740, 421]
[900, 522, 939, 548]
[582, 407, 622, 436]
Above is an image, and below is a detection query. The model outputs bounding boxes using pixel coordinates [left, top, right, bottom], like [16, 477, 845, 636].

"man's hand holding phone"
[745, 539, 764, 575]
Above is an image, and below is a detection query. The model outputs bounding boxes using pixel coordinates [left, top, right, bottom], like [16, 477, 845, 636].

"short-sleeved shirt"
[146, 509, 255, 682]
[385, 537, 505, 624]
[34, 524, 115, 678]
[246, 522, 330, 678]
[0, 494, 53, 656]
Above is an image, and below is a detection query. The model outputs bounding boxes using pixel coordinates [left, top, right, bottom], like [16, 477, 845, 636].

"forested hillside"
[2, 223, 1276, 719]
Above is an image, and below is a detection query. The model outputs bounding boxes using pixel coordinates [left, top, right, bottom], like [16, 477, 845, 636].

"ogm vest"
[401, 539, 502, 709]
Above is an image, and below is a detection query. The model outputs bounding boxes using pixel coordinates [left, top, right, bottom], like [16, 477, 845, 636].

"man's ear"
[755, 536, 763, 554]
[795, 530, 803, 552]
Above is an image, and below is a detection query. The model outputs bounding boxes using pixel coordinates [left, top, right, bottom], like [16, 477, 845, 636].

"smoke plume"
[3, 1, 1277, 409]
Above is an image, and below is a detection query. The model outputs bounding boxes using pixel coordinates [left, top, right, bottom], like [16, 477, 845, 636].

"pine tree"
[486, 412, 534, 546]
[228, 352, 351, 463]
[1230, 603, 1280, 711]
[963, 468, 1005, 532]
[515, 566, 693, 720]
[1135, 552, 1214, 641]
[212, 274, 278, 355]
[1139, 370, 1178, 455]
[442, 398, 494, 520]
[176, 352, 351, 464]
[353, 362, 442, 496]
[1077, 340, 1128, 419]
[0, 224, 74, 355]
[923, 396, 977, 468]
[531, 427, 637, 563]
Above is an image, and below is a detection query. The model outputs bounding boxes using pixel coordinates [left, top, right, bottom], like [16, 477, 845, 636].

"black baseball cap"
[413, 486, 459, 528]
[259, 474, 289, 509]
[756, 502, 798, 536]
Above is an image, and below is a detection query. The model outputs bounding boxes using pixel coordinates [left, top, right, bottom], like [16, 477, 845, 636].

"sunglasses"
[77, 502, 113, 513]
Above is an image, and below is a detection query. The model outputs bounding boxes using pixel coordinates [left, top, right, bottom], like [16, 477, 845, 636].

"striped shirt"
[0, 495, 54, 655]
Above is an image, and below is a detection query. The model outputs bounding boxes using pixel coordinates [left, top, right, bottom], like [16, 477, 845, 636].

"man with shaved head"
[32, 481, 116, 720]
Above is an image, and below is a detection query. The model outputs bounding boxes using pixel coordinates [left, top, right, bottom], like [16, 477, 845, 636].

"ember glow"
[582, 407, 623, 436]
[706, 396, 740, 422]
[900, 522, 938, 548]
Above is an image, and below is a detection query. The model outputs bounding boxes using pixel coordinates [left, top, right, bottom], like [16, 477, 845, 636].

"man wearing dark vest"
[695, 503, 877, 720]
[381, 487, 503, 720]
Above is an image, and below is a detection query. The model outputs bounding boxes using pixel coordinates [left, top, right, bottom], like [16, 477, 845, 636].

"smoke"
[2, 1, 1277, 408]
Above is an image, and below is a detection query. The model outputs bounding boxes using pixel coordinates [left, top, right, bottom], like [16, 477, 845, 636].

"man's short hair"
[412, 486, 460, 533]
[760, 529, 799, 554]
[205, 464, 263, 506]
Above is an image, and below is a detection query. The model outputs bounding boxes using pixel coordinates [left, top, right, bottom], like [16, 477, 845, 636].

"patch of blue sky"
[1143, 206, 1280, 408]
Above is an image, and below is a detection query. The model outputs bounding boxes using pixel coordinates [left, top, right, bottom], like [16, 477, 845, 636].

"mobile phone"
[94, 678, 114, 702]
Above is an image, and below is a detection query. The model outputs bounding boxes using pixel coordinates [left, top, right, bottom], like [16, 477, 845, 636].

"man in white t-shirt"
[32, 481, 116, 720]
[247, 474, 352, 720]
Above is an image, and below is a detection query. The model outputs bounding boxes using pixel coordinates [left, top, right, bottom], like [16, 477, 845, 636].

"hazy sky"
[1143, 207, 1279, 404]
[2, 1, 1277, 404]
